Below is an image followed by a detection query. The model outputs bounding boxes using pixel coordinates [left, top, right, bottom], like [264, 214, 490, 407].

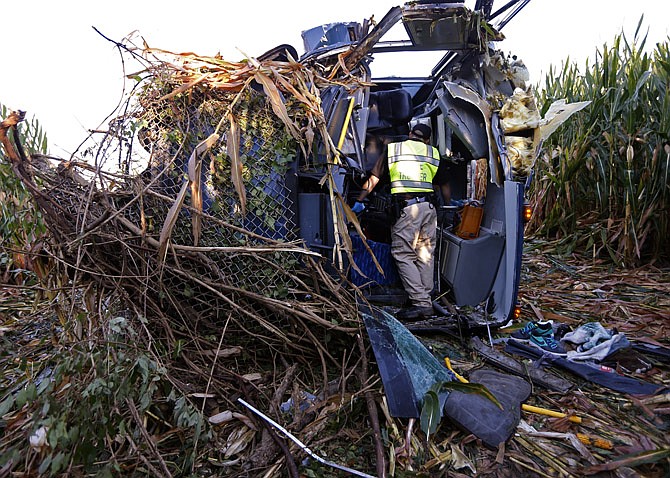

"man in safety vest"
[352, 123, 449, 320]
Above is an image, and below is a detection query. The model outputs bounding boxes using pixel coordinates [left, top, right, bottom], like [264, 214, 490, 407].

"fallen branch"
[238, 398, 376, 478]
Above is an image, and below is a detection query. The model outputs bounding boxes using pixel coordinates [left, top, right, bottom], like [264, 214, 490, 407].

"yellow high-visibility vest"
[388, 140, 440, 194]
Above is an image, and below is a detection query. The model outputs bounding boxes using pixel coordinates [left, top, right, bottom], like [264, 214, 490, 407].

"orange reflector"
[514, 306, 522, 320]
[523, 204, 532, 223]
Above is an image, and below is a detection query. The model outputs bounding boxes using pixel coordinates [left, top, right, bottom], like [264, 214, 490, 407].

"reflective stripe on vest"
[388, 140, 441, 194]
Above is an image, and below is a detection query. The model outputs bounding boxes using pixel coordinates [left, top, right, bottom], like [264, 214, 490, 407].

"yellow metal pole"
[521, 404, 582, 424]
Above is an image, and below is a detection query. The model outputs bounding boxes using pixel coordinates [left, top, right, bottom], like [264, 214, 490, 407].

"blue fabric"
[505, 339, 663, 396]
[351, 201, 365, 214]
[349, 234, 399, 287]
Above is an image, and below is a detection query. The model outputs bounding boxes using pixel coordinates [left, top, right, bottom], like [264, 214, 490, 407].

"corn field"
[529, 28, 669, 265]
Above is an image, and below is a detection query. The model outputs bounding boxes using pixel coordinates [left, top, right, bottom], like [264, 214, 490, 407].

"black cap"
[411, 123, 431, 140]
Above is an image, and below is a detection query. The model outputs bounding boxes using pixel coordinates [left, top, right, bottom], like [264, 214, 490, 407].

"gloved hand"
[351, 201, 365, 214]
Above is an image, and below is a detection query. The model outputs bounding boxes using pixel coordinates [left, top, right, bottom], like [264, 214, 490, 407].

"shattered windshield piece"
[360, 306, 453, 417]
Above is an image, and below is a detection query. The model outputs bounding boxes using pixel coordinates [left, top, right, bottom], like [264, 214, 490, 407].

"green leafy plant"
[0, 311, 208, 476]
[529, 23, 669, 265]
[0, 103, 48, 282]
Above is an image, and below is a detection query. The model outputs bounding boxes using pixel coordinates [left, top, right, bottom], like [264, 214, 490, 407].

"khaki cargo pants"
[391, 201, 436, 308]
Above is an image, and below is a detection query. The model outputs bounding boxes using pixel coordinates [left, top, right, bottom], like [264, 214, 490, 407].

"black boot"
[396, 305, 434, 321]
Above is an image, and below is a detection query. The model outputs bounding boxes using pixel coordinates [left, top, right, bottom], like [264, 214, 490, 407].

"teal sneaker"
[529, 333, 567, 355]
[511, 321, 553, 340]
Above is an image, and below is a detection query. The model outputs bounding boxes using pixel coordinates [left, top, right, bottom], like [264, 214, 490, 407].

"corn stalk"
[529, 25, 669, 265]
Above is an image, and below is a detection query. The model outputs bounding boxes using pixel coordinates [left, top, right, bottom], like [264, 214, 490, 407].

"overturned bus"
[134, 1, 586, 332]
[279, 1, 583, 328]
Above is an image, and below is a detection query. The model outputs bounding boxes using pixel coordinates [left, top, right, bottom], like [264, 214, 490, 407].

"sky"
[2, 1, 669, 158]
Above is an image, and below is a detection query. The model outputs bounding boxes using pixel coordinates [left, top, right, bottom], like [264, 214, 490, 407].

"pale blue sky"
[2, 1, 668, 157]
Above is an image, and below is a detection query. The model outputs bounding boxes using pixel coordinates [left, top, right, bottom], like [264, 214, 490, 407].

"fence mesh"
[9, 49, 362, 370]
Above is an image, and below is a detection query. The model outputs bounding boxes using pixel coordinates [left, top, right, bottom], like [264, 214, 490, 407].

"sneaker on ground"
[529, 333, 567, 355]
[511, 321, 553, 340]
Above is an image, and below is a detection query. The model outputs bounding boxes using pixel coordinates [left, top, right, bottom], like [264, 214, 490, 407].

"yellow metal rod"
[444, 357, 468, 383]
[337, 97, 355, 150]
[521, 404, 582, 423]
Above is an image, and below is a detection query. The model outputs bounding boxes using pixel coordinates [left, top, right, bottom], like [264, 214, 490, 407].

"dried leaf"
[159, 72, 213, 101]
[223, 427, 256, 458]
[227, 113, 246, 216]
[253, 70, 301, 140]
[157, 180, 189, 265]
[232, 412, 257, 431]
[190, 157, 203, 246]
[208, 410, 234, 424]
[189, 133, 219, 246]
[582, 447, 670, 474]
[159, 133, 219, 262]
[189, 392, 216, 399]
[203, 346, 242, 358]
[450, 443, 476, 474]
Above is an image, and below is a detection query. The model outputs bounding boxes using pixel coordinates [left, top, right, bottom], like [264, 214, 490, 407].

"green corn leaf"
[420, 390, 441, 440]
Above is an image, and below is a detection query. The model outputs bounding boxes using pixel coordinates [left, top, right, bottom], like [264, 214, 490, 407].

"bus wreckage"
[277, 0, 589, 419]
[2, 0, 590, 438]
[293, 2, 586, 327]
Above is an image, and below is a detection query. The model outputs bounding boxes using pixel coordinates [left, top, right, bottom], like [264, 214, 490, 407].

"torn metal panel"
[402, 2, 503, 51]
[536, 99, 592, 145]
[440, 81, 506, 185]
[436, 85, 489, 159]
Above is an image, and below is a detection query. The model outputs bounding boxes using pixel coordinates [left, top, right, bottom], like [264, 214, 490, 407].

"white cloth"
[561, 322, 614, 352]
[565, 333, 630, 362]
